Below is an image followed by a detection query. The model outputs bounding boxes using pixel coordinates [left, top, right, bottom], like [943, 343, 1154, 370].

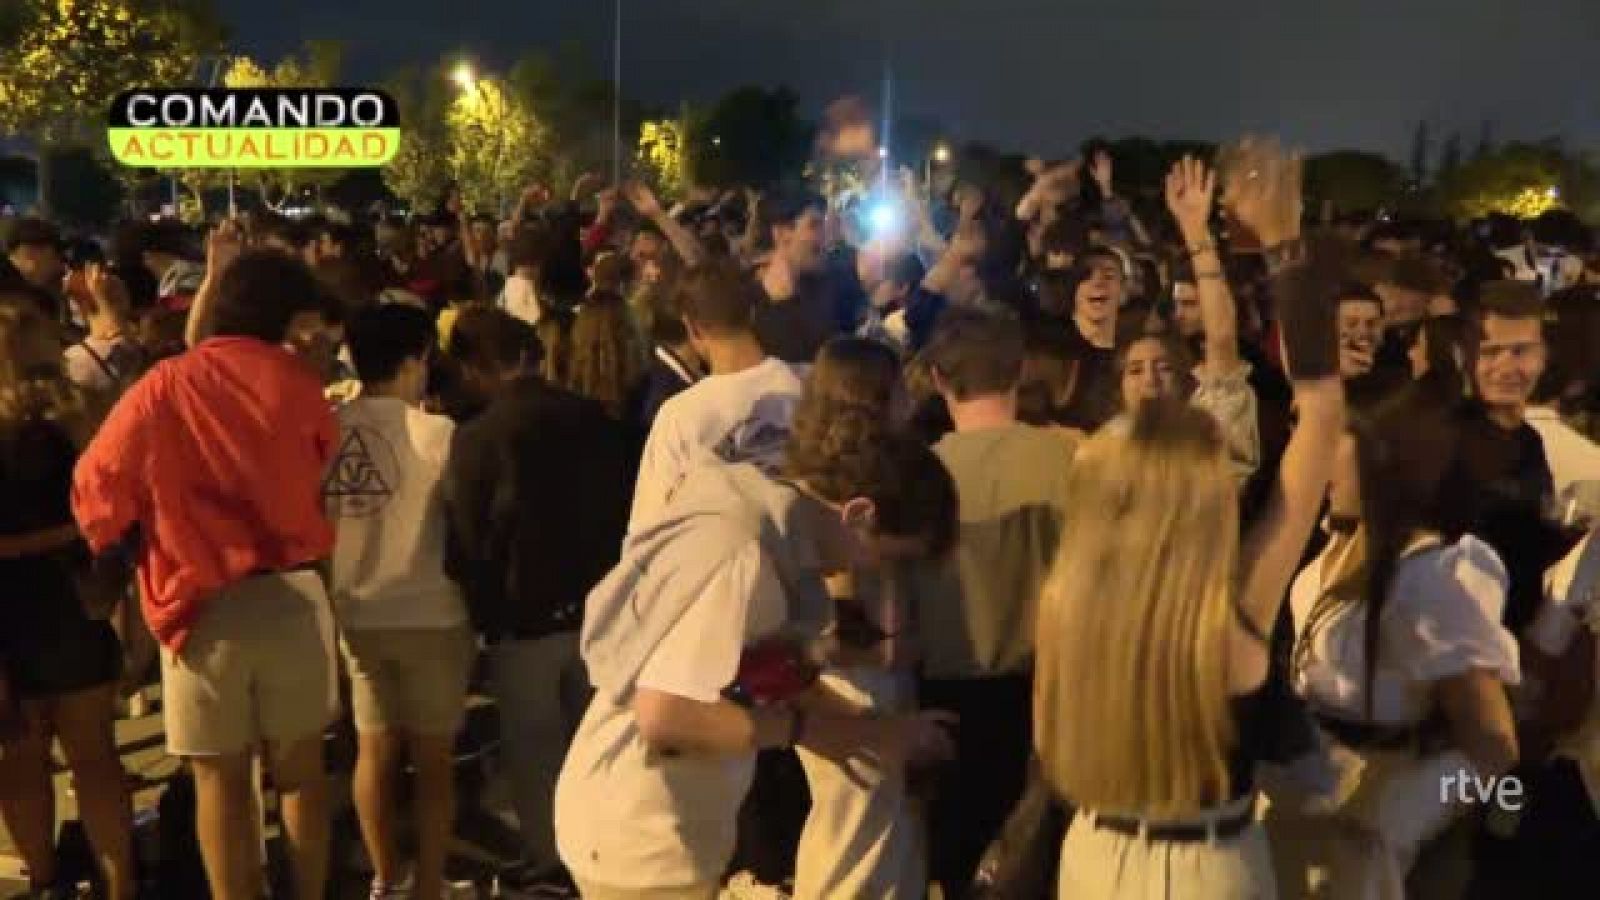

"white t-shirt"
[63, 335, 143, 393]
[323, 395, 467, 630]
[627, 356, 804, 536]
[554, 539, 788, 890]
[500, 274, 542, 326]
[1290, 533, 1520, 725]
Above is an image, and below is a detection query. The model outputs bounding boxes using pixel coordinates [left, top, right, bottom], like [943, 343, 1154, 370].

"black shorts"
[2, 617, 122, 699]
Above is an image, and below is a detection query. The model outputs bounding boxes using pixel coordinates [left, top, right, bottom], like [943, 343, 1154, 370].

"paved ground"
[1, 690, 513, 899]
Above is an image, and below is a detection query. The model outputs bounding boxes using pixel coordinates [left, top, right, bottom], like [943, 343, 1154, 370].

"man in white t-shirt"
[498, 227, 547, 326]
[324, 304, 476, 900]
[628, 261, 805, 536]
[558, 434, 961, 898]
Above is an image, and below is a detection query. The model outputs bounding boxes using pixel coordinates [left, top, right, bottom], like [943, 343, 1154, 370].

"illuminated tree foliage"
[1434, 141, 1596, 222]
[0, 0, 222, 213]
[219, 42, 346, 211]
[0, 0, 221, 142]
[446, 76, 543, 215]
[380, 65, 453, 213]
[636, 117, 688, 201]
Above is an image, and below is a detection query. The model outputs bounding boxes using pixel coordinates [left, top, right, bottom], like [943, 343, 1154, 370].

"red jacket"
[72, 337, 336, 650]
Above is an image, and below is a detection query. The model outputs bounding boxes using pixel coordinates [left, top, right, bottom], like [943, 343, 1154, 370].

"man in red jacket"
[73, 249, 340, 900]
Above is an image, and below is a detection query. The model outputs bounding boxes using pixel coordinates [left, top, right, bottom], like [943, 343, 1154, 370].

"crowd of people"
[0, 128, 1598, 900]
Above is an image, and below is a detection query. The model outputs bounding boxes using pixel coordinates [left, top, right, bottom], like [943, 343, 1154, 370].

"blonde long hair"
[1035, 398, 1239, 817]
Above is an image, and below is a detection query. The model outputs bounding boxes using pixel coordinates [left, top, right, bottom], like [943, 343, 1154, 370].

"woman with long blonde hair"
[1036, 139, 1347, 897]
[0, 289, 136, 900]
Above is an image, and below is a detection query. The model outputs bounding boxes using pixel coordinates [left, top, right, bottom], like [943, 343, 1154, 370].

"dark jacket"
[637, 345, 699, 433]
[444, 375, 631, 642]
[1438, 402, 1572, 633]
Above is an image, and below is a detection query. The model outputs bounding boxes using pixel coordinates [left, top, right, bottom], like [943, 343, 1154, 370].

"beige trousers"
[1058, 796, 1276, 899]
[573, 881, 715, 900]
[793, 668, 926, 899]
[1264, 747, 1474, 900]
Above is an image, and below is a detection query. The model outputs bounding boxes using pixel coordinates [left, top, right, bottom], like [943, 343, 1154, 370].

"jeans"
[490, 631, 592, 878]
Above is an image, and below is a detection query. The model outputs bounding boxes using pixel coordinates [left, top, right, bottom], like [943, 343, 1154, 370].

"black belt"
[247, 561, 320, 579]
[1089, 802, 1255, 843]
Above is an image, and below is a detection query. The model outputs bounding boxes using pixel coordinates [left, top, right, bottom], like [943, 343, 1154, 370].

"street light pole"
[612, 0, 623, 186]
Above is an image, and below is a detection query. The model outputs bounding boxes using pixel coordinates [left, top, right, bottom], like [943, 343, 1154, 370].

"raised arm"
[1165, 156, 1241, 379]
[1231, 139, 1346, 636]
[624, 181, 706, 268]
[184, 219, 243, 347]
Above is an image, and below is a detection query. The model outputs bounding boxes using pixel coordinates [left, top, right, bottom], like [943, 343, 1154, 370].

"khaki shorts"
[161, 570, 336, 757]
[340, 626, 476, 736]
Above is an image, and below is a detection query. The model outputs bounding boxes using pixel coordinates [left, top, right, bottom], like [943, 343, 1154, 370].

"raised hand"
[85, 262, 130, 319]
[595, 187, 620, 219]
[623, 181, 664, 219]
[1164, 155, 1216, 240]
[205, 219, 244, 278]
[1221, 136, 1304, 249]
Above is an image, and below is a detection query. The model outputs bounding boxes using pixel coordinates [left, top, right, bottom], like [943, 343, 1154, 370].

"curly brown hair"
[0, 292, 97, 447]
[783, 342, 958, 559]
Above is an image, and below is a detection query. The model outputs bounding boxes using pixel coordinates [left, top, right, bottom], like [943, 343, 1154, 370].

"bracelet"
[1186, 239, 1218, 258]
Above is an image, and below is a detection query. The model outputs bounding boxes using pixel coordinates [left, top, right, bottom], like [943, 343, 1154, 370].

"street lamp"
[452, 63, 476, 93]
[925, 142, 952, 202]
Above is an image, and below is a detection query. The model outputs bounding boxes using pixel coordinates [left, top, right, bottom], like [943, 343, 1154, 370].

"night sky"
[215, 0, 1600, 158]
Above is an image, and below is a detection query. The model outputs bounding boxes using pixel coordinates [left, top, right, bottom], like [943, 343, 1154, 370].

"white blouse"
[1289, 533, 1521, 726]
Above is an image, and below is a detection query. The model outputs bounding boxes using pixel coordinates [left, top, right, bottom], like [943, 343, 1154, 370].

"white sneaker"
[369, 874, 414, 900]
[719, 871, 791, 900]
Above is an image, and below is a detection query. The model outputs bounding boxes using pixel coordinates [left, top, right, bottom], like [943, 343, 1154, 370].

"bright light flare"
[868, 202, 899, 236]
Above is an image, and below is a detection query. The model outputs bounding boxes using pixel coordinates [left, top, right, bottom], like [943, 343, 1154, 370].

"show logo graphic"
[107, 87, 400, 168]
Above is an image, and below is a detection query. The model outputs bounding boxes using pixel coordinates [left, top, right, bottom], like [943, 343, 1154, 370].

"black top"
[0, 419, 88, 637]
[638, 346, 698, 433]
[754, 275, 843, 365]
[1438, 403, 1570, 633]
[443, 376, 632, 641]
[1226, 679, 1278, 802]
[1057, 319, 1119, 431]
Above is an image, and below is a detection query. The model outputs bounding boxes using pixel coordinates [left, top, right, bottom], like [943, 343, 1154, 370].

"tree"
[446, 75, 543, 216]
[1473, 121, 1495, 162]
[1438, 132, 1463, 178]
[688, 86, 813, 189]
[1303, 150, 1408, 216]
[636, 115, 689, 201]
[1433, 141, 1596, 221]
[381, 64, 452, 213]
[0, 0, 223, 213]
[1408, 120, 1431, 186]
[219, 42, 347, 212]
